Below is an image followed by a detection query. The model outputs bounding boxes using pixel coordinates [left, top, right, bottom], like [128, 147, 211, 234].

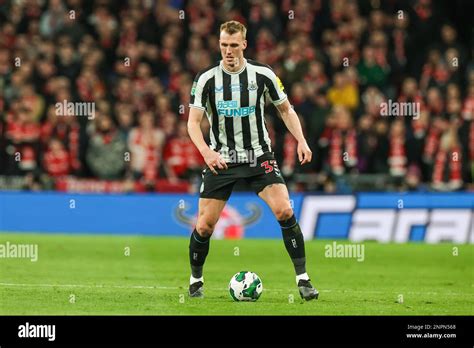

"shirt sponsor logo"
[230, 83, 242, 92]
[217, 100, 255, 117]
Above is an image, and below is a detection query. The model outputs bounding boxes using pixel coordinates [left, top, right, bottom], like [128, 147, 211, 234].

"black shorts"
[199, 152, 286, 201]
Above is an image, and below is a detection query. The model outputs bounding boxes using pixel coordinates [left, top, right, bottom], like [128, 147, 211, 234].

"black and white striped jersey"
[189, 58, 287, 163]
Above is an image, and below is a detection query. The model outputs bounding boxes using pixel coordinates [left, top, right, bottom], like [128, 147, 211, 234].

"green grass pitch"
[0, 232, 472, 315]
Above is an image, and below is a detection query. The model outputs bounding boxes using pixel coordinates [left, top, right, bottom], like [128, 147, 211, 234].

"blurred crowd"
[0, 0, 472, 192]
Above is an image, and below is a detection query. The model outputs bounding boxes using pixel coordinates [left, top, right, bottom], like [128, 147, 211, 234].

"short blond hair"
[220, 20, 247, 39]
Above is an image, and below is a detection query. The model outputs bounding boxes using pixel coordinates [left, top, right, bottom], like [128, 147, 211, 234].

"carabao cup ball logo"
[175, 203, 261, 240]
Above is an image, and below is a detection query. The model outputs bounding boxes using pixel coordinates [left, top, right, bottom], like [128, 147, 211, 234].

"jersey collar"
[220, 58, 247, 75]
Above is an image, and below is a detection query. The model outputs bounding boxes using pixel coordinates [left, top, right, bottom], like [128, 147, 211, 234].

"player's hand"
[297, 141, 312, 165]
[202, 148, 228, 174]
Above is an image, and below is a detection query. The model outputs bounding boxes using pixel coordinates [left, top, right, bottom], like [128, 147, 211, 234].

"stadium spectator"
[326, 71, 359, 111]
[388, 120, 407, 177]
[40, 105, 81, 173]
[361, 86, 385, 119]
[115, 103, 134, 137]
[19, 84, 44, 121]
[39, 0, 66, 39]
[128, 111, 165, 182]
[86, 114, 127, 180]
[163, 121, 204, 180]
[439, 23, 467, 68]
[4, 105, 41, 175]
[356, 113, 377, 173]
[323, 106, 358, 176]
[357, 45, 390, 91]
[43, 137, 70, 177]
[431, 122, 463, 191]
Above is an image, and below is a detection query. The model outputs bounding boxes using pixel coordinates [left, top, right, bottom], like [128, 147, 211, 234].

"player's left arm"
[266, 68, 312, 165]
[275, 99, 312, 165]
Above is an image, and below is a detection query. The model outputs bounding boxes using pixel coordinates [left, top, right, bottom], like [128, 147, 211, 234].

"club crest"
[248, 81, 258, 91]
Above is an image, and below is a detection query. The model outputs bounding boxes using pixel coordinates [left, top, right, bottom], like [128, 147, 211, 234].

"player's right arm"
[188, 71, 227, 174]
[188, 107, 227, 175]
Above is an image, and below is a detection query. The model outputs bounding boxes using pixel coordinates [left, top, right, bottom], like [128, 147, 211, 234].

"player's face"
[219, 31, 247, 70]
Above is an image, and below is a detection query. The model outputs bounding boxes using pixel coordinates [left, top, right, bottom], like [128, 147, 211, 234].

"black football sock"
[189, 228, 210, 280]
[279, 215, 306, 276]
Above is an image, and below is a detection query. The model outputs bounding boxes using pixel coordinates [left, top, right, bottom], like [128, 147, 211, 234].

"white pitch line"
[0, 282, 171, 290]
[0, 282, 471, 296]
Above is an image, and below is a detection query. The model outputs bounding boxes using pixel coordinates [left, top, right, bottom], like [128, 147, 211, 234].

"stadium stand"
[0, 0, 472, 193]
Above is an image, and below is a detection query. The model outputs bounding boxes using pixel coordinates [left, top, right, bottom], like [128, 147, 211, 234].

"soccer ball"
[228, 271, 263, 301]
